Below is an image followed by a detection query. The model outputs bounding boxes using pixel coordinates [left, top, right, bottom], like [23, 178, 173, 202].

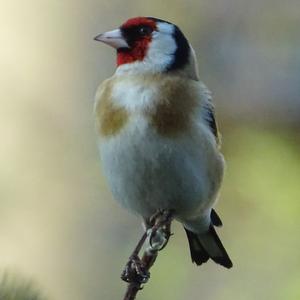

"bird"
[94, 16, 233, 271]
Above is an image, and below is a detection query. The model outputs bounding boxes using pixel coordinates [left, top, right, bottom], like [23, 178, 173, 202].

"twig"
[122, 210, 173, 300]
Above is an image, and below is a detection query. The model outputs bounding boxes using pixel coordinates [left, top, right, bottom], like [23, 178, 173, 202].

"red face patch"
[117, 17, 157, 66]
[121, 17, 157, 30]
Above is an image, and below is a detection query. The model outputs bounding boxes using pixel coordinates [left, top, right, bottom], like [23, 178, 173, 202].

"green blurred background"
[0, 0, 299, 299]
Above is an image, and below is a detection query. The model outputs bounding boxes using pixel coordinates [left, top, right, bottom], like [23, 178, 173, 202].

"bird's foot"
[121, 254, 150, 284]
[148, 210, 173, 251]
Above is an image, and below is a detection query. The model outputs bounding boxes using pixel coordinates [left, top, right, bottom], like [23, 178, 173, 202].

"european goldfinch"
[94, 17, 232, 269]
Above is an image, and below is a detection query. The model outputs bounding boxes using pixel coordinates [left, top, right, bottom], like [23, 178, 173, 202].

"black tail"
[184, 211, 232, 269]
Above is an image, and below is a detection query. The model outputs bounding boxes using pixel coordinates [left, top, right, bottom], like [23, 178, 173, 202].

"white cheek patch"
[145, 23, 177, 70]
[156, 22, 175, 35]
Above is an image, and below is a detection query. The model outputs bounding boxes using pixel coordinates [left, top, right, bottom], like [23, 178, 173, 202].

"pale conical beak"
[94, 29, 129, 49]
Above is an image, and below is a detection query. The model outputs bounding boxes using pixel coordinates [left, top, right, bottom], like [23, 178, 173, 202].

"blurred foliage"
[0, 0, 299, 300]
[0, 272, 47, 300]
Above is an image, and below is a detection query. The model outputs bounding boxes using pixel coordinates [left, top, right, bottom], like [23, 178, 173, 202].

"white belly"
[98, 115, 224, 219]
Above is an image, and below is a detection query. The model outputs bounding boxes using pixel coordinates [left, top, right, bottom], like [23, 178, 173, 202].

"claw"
[149, 228, 172, 251]
[148, 210, 173, 251]
[121, 255, 150, 283]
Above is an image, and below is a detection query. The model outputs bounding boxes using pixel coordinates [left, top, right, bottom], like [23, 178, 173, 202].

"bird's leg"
[121, 231, 150, 284]
[121, 210, 173, 283]
[148, 210, 174, 251]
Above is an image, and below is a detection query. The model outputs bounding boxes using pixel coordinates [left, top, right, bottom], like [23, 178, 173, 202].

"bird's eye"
[138, 26, 153, 36]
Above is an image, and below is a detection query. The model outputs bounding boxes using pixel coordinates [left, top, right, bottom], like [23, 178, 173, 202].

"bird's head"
[95, 17, 199, 79]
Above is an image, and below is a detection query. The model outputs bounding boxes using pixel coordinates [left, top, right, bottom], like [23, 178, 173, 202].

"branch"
[122, 210, 173, 300]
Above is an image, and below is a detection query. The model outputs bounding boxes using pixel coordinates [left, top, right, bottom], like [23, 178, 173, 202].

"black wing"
[200, 85, 220, 145]
[205, 105, 218, 139]
[203, 102, 220, 145]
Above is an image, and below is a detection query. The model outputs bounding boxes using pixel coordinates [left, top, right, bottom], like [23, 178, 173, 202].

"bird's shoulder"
[94, 77, 129, 137]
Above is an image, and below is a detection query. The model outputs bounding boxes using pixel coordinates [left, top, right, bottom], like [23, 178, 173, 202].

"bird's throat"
[117, 38, 151, 66]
